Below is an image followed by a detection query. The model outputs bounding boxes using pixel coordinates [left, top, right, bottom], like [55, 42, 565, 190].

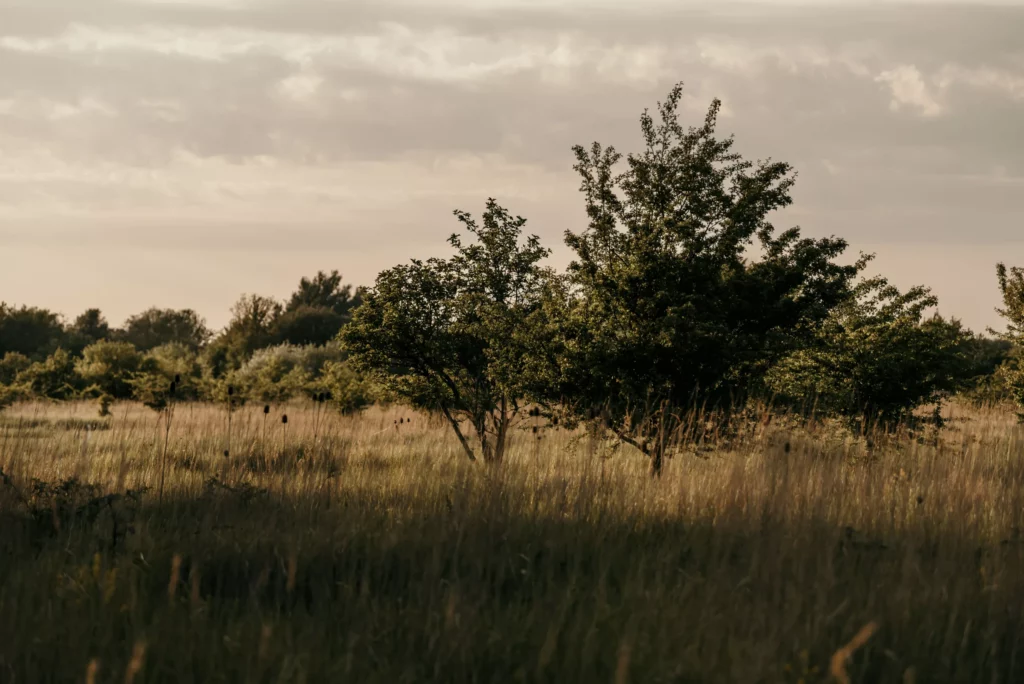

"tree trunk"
[440, 406, 476, 462]
[649, 443, 665, 478]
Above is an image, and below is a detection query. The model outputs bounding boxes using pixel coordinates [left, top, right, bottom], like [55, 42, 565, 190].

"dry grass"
[1, 400, 1023, 683]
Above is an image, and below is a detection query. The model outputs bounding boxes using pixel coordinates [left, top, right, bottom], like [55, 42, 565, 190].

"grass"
[1, 399, 1024, 683]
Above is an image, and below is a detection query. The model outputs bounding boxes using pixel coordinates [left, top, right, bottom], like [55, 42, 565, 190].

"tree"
[996, 263, 1024, 340]
[16, 349, 79, 400]
[994, 263, 1024, 417]
[63, 308, 112, 355]
[544, 83, 865, 476]
[273, 305, 347, 347]
[0, 352, 32, 386]
[0, 304, 65, 359]
[204, 295, 282, 374]
[72, 309, 110, 342]
[76, 341, 146, 400]
[286, 270, 365, 318]
[120, 308, 211, 352]
[765, 277, 972, 429]
[343, 199, 551, 463]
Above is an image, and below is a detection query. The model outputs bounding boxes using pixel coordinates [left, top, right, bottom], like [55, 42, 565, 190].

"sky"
[0, 0, 1021, 332]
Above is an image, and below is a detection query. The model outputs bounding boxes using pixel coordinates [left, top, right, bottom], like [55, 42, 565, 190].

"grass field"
[2, 400, 1024, 683]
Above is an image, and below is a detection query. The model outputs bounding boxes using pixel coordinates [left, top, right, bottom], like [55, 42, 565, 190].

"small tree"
[994, 263, 1024, 417]
[76, 341, 146, 400]
[766, 277, 972, 429]
[0, 352, 32, 386]
[16, 349, 79, 400]
[342, 199, 551, 463]
[205, 295, 282, 373]
[545, 83, 864, 476]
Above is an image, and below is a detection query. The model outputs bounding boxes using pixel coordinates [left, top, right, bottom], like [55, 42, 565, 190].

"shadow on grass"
[0, 478, 1022, 684]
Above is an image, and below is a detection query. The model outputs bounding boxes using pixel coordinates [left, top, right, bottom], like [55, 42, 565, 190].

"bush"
[765, 278, 972, 429]
[0, 352, 32, 386]
[76, 341, 146, 400]
[15, 349, 79, 400]
[230, 343, 347, 404]
[315, 360, 378, 415]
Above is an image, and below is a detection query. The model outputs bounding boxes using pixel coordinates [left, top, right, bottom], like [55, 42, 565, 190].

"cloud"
[0, 0, 1022, 331]
[875, 64, 944, 117]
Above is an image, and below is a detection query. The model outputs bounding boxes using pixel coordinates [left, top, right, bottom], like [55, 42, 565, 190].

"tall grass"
[1, 400, 1023, 682]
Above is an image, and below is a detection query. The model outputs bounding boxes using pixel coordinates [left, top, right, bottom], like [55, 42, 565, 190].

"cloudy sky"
[1, 0, 1021, 331]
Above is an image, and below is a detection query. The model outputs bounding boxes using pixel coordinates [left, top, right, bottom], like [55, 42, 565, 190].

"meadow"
[1, 399, 1024, 683]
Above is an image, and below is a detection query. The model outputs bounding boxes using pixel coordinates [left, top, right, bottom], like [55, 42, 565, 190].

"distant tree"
[316, 359, 378, 415]
[120, 308, 211, 352]
[286, 270, 365, 318]
[766, 278, 972, 429]
[76, 341, 146, 400]
[204, 295, 282, 374]
[0, 304, 65, 360]
[130, 343, 204, 407]
[0, 352, 32, 386]
[343, 200, 551, 463]
[273, 305, 347, 347]
[62, 308, 112, 355]
[542, 83, 865, 476]
[16, 349, 79, 400]
[72, 309, 110, 342]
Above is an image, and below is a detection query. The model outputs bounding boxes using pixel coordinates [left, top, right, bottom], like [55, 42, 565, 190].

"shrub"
[765, 278, 972, 429]
[76, 341, 146, 400]
[15, 349, 79, 400]
[0, 352, 32, 386]
[315, 360, 377, 415]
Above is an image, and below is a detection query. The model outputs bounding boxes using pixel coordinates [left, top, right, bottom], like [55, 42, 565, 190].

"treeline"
[2, 84, 1022, 477]
[0, 271, 377, 414]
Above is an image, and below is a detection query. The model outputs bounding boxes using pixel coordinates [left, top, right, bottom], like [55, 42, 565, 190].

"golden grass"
[1, 399, 1023, 682]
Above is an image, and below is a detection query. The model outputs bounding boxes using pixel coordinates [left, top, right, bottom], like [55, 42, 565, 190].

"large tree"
[120, 308, 211, 352]
[0, 304, 65, 359]
[546, 83, 865, 476]
[343, 200, 551, 463]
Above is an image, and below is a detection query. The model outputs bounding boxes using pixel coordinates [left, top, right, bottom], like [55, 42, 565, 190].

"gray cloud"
[0, 0, 1021, 330]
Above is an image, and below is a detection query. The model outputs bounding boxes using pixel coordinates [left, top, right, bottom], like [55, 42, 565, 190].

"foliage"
[285, 270, 365, 318]
[76, 341, 147, 400]
[119, 308, 211, 352]
[0, 352, 32, 386]
[205, 294, 283, 374]
[0, 304, 65, 360]
[343, 199, 551, 462]
[994, 263, 1024, 417]
[64, 308, 112, 355]
[315, 359, 378, 415]
[541, 83, 864, 474]
[273, 305, 347, 347]
[765, 278, 973, 428]
[15, 349, 79, 400]
[129, 343, 204, 409]
[228, 343, 346, 403]
[996, 263, 1024, 340]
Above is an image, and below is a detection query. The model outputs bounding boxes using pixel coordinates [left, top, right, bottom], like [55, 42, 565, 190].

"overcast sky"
[1, 0, 1021, 332]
